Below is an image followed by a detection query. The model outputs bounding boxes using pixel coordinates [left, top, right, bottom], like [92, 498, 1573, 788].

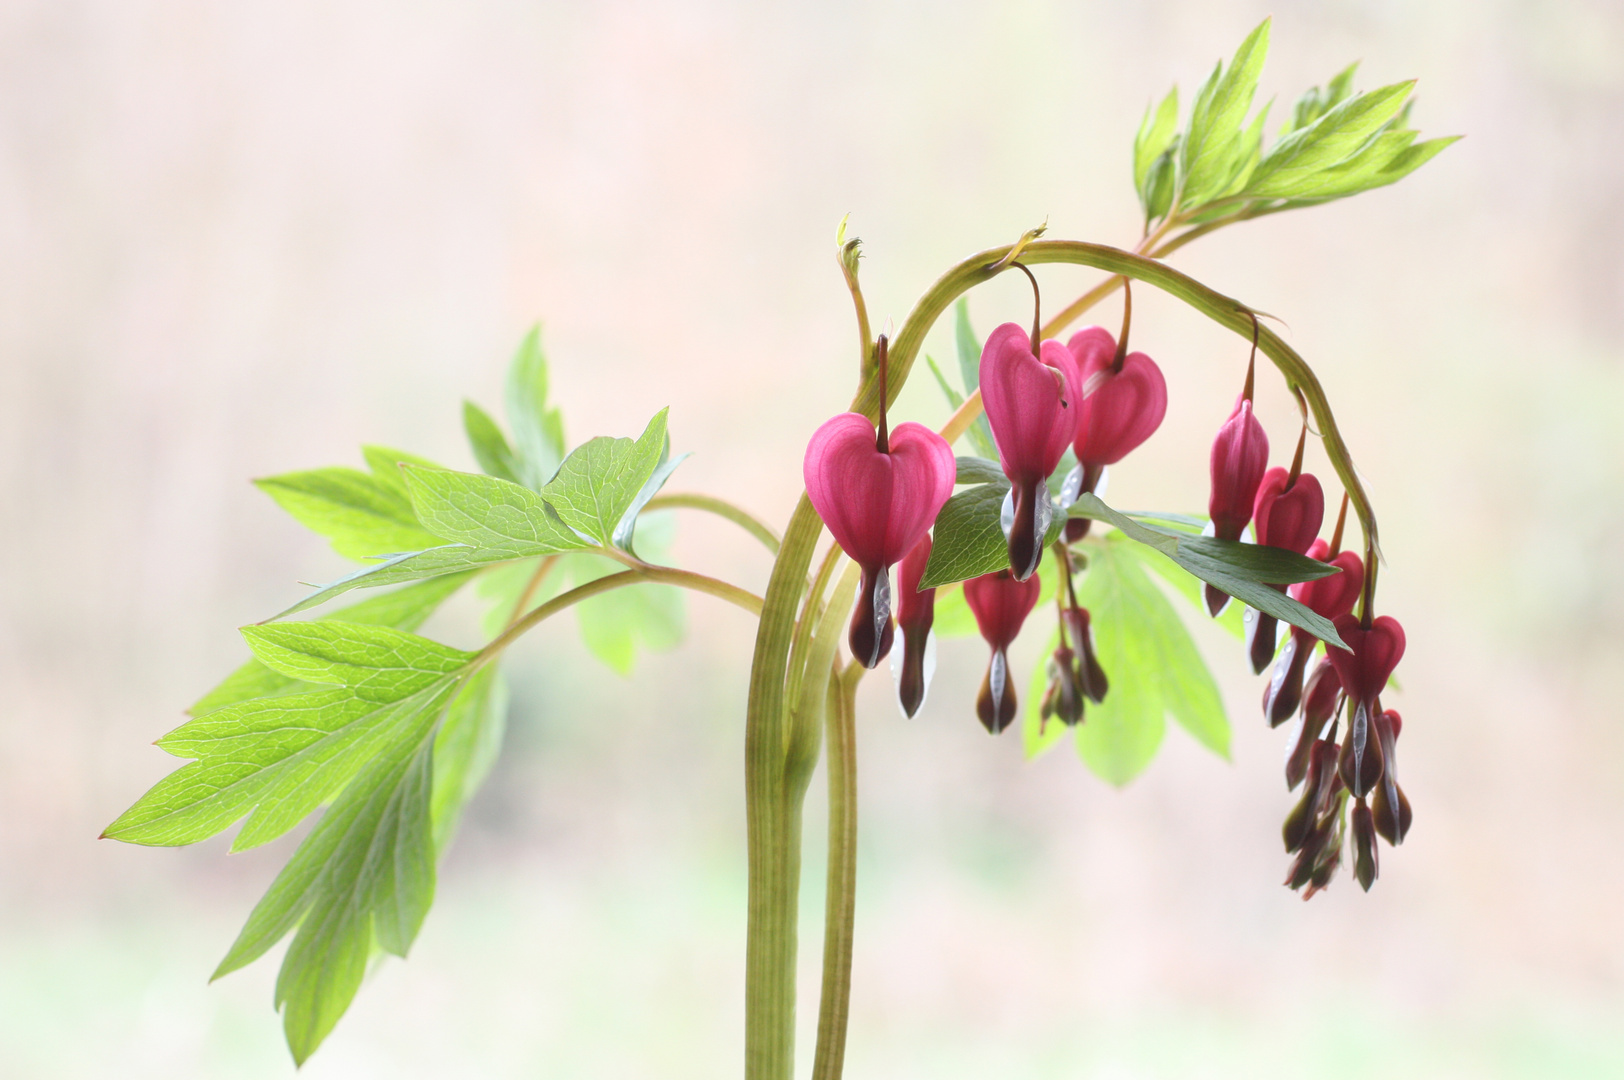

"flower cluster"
[804, 275, 1412, 898]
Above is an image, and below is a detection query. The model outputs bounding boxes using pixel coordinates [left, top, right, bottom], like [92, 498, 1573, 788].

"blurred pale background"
[2, 1, 1622, 1077]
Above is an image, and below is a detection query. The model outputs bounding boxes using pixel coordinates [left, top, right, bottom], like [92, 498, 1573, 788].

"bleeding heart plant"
[101, 18, 1454, 1074]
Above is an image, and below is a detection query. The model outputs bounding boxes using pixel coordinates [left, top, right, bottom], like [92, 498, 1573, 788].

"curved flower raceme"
[963, 568, 1042, 733]
[1245, 466, 1326, 675]
[892, 534, 937, 718]
[1067, 325, 1168, 470]
[804, 412, 955, 668]
[979, 323, 1081, 581]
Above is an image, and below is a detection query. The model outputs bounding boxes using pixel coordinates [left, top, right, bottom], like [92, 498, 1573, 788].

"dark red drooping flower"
[1371, 709, 1413, 846]
[964, 568, 1042, 733]
[979, 323, 1081, 582]
[1262, 542, 1363, 726]
[804, 411, 954, 669]
[1284, 655, 1344, 789]
[1204, 397, 1269, 616]
[1040, 606, 1108, 728]
[893, 533, 937, 718]
[1244, 465, 1325, 674]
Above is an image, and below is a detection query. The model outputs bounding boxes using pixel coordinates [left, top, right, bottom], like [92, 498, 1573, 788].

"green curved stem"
[647, 492, 783, 555]
[809, 661, 860, 1080]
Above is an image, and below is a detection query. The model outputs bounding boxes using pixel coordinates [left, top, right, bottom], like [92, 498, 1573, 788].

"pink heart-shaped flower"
[1253, 467, 1324, 554]
[1067, 327, 1168, 467]
[963, 568, 1042, 651]
[803, 413, 955, 570]
[1289, 542, 1365, 622]
[1327, 614, 1406, 705]
[1208, 399, 1269, 541]
[979, 323, 1081, 485]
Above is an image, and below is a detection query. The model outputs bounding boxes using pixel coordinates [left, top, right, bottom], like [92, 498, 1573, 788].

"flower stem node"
[964, 568, 1042, 733]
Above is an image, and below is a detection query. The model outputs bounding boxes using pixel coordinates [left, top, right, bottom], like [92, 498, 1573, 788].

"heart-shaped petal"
[1068, 327, 1168, 467]
[1253, 467, 1324, 554]
[803, 413, 955, 569]
[963, 567, 1042, 651]
[1289, 543, 1365, 621]
[1327, 614, 1406, 704]
[980, 323, 1080, 485]
[1208, 399, 1269, 541]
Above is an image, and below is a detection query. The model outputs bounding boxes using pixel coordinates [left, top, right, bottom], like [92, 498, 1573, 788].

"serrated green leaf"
[243, 622, 473, 702]
[431, 664, 507, 850]
[1134, 86, 1181, 197]
[1325, 61, 1360, 110]
[255, 467, 444, 561]
[1143, 143, 1179, 222]
[1180, 18, 1270, 207]
[462, 400, 524, 486]
[504, 325, 567, 490]
[274, 545, 520, 619]
[1214, 99, 1271, 199]
[541, 408, 670, 546]
[570, 514, 685, 675]
[920, 480, 1063, 589]
[1246, 81, 1415, 199]
[106, 675, 457, 851]
[362, 446, 446, 502]
[1072, 539, 1166, 784]
[405, 465, 586, 555]
[1068, 493, 1346, 648]
[1288, 133, 1459, 202]
[192, 574, 476, 716]
[952, 301, 999, 459]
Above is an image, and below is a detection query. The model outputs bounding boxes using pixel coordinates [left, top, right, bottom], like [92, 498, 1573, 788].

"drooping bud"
[804, 412, 955, 668]
[1062, 606, 1109, 704]
[1066, 326, 1168, 467]
[964, 568, 1042, 733]
[1337, 698, 1386, 799]
[1262, 627, 1315, 728]
[1284, 658, 1341, 789]
[1351, 798, 1379, 891]
[1371, 709, 1413, 845]
[1203, 398, 1269, 616]
[1263, 543, 1362, 727]
[979, 323, 1081, 581]
[1039, 645, 1086, 727]
[892, 534, 937, 718]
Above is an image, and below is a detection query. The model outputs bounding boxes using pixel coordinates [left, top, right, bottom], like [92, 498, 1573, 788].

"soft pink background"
[2, 1, 1622, 1077]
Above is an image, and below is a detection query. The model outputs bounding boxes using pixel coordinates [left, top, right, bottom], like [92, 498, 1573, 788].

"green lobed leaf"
[191, 573, 475, 716]
[406, 465, 587, 555]
[461, 400, 524, 486]
[1068, 493, 1347, 648]
[919, 485, 1012, 589]
[255, 467, 444, 561]
[242, 621, 473, 702]
[540, 408, 670, 546]
[611, 439, 690, 556]
[1070, 537, 1166, 784]
[954, 456, 1007, 486]
[1180, 18, 1271, 207]
[1132, 541, 1246, 640]
[1285, 133, 1459, 202]
[272, 545, 524, 620]
[504, 325, 567, 490]
[430, 664, 508, 851]
[362, 446, 446, 502]
[1246, 81, 1415, 199]
[1134, 86, 1181, 199]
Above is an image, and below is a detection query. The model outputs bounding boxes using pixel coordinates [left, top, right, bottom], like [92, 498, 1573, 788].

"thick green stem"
[810, 663, 860, 1080]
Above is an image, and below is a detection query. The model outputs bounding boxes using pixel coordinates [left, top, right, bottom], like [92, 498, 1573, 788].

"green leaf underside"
[1068, 493, 1347, 649]
[462, 400, 524, 486]
[612, 446, 690, 556]
[1133, 543, 1247, 640]
[255, 467, 445, 561]
[407, 465, 586, 555]
[1134, 86, 1181, 198]
[541, 408, 670, 546]
[430, 665, 507, 851]
[954, 456, 1008, 486]
[570, 514, 685, 675]
[243, 621, 473, 701]
[191, 573, 475, 716]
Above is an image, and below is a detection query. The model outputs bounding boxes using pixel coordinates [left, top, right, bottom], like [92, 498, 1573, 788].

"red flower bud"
[1207, 398, 1269, 542]
[893, 534, 937, 718]
[1284, 657, 1341, 790]
[1062, 606, 1109, 704]
[1066, 326, 1168, 467]
[1337, 699, 1386, 798]
[980, 323, 1081, 580]
[1262, 627, 1315, 728]
[804, 412, 955, 668]
[965, 568, 1042, 733]
[1040, 645, 1086, 727]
